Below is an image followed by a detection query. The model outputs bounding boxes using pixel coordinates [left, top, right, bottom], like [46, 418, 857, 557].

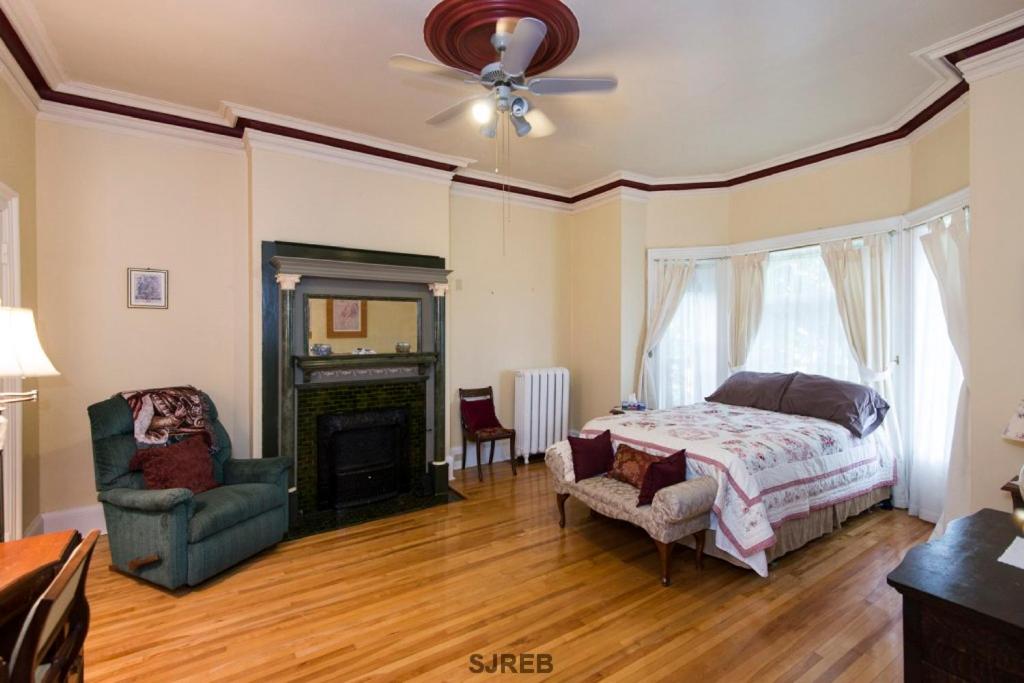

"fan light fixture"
[471, 100, 494, 124]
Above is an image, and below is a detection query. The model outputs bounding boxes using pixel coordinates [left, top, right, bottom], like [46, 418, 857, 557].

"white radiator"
[514, 367, 570, 457]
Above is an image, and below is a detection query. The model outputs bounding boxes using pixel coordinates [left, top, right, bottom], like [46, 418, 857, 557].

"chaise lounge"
[545, 441, 716, 586]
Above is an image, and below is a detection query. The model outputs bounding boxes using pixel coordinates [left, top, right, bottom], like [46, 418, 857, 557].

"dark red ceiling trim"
[0, 6, 1015, 205]
[945, 23, 1024, 65]
[239, 118, 458, 171]
[450, 174, 572, 203]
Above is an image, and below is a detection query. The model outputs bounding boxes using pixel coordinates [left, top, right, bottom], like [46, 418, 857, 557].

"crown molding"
[450, 179, 571, 212]
[225, 102, 474, 170]
[957, 38, 1024, 83]
[0, 3, 1009, 206]
[0, 45, 34, 114]
[244, 128, 455, 185]
[37, 99, 244, 152]
[0, 0, 65, 86]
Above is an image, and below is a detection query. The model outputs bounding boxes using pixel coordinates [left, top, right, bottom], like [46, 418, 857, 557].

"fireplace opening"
[316, 408, 410, 510]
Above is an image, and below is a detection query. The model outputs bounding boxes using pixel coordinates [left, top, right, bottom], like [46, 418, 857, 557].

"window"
[654, 260, 726, 407]
[745, 245, 859, 381]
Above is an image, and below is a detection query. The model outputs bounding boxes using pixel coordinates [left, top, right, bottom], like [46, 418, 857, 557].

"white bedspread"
[572, 402, 896, 576]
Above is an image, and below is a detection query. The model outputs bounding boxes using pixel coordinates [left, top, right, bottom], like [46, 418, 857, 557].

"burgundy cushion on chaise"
[608, 444, 659, 489]
[705, 371, 797, 412]
[779, 372, 890, 438]
[637, 449, 687, 506]
[567, 429, 614, 482]
[461, 397, 502, 433]
[129, 434, 219, 494]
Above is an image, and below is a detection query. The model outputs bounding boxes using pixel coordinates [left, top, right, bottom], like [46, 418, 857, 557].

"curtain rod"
[652, 229, 900, 263]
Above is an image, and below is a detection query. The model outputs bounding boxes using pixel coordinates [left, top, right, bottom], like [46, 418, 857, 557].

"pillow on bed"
[637, 449, 686, 506]
[608, 444, 658, 489]
[705, 371, 797, 412]
[567, 430, 614, 481]
[779, 372, 890, 438]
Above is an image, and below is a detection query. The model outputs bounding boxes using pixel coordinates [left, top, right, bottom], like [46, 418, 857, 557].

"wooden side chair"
[459, 387, 517, 482]
[6, 530, 100, 683]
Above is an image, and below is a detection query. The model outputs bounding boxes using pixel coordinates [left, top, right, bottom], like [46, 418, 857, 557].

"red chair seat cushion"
[461, 397, 502, 433]
[129, 434, 219, 494]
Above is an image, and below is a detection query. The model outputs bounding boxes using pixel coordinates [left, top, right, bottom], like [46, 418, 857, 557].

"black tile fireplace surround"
[316, 407, 410, 510]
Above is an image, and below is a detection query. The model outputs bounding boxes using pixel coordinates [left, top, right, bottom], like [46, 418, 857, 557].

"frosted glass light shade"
[1003, 399, 1024, 443]
[0, 307, 59, 378]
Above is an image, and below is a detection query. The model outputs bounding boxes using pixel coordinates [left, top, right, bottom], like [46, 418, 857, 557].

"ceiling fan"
[389, 17, 617, 139]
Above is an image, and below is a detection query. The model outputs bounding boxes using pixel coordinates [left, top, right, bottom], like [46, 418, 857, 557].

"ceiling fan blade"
[524, 108, 556, 138]
[527, 77, 618, 95]
[501, 17, 547, 77]
[425, 97, 483, 126]
[389, 54, 478, 83]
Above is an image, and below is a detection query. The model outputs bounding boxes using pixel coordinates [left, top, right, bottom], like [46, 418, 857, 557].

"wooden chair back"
[7, 530, 99, 683]
[458, 386, 494, 435]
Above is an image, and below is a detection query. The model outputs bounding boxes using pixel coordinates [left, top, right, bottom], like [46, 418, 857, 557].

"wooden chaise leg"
[694, 529, 706, 570]
[653, 539, 675, 587]
[556, 493, 570, 528]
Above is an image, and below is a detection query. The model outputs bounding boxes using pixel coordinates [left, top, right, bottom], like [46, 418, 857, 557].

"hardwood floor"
[82, 463, 931, 682]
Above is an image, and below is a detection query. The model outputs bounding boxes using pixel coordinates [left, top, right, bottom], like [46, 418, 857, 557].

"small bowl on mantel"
[395, 341, 411, 354]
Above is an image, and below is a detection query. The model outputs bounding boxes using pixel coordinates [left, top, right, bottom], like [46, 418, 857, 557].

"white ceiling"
[19, 0, 1024, 188]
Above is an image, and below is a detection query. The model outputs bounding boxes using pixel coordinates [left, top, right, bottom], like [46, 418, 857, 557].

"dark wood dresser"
[888, 508, 1024, 682]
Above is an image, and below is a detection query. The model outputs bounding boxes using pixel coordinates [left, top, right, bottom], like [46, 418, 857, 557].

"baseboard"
[40, 503, 107, 536]
[447, 445, 548, 469]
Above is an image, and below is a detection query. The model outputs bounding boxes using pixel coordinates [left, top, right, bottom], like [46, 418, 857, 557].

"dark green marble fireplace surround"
[261, 241, 453, 535]
[295, 379, 426, 514]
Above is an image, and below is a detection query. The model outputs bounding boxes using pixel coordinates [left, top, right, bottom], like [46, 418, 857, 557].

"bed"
[569, 401, 896, 576]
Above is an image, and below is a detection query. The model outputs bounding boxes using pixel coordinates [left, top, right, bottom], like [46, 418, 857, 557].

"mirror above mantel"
[306, 296, 421, 355]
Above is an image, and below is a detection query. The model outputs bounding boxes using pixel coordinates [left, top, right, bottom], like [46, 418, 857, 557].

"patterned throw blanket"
[121, 386, 217, 449]
[575, 402, 895, 576]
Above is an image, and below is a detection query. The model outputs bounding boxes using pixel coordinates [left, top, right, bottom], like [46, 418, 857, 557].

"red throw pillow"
[461, 397, 502, 433]
[567, 430, 614, 482]
[637, 449, 687, 506]
[608, 444, 658, 489]
[129, 435, 218, 494]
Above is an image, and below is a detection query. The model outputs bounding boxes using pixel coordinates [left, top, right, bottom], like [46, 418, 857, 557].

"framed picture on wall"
[127, 268, 168, 309]
[326, 298, 367, 338]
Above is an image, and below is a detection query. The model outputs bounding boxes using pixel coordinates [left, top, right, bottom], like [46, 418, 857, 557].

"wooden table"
[0, 530, 80, 663]
[888, 508, 1024, 681]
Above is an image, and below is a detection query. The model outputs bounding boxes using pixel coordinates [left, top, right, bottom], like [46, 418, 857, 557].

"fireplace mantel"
[262, 241, 451, 527]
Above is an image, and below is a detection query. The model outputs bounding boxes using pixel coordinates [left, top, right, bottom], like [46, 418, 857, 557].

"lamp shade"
[0, 307, 58, 378]
[1003, 399, 1024, 443]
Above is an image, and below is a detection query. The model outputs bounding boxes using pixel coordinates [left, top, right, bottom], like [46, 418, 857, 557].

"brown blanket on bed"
[121, 386, 217, 449]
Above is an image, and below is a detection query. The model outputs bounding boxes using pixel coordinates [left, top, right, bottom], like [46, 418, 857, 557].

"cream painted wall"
[0, 78, 41, 533]
[910, 108, 970, 211]
[568, 199, 623, 430]
[728, 145, 912, 243]
[966, 65, 1024, 512]
[645, 191, 731, 248]
[35, 119, 249, 513]
[619, 198, 647, 400]
[448, 193, 570, 460]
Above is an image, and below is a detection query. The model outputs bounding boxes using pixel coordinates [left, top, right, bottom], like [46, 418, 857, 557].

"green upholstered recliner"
[87, 392, 291, 590]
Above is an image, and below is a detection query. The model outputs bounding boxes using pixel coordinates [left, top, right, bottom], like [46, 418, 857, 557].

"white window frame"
[0, 182, 22, 541]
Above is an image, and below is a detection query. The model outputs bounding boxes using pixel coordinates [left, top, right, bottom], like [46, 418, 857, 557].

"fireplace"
[316, 408, 410, 509]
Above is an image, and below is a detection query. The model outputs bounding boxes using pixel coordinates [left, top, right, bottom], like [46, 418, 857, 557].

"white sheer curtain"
[746, 246, 859, 381]
[904, 218, 965, 523]
[638, 259, 695, 407]
[654, 261, 723, 408]
[821, 234, 904, 505]
[918, 210, 970, 536]
[728, 252, 767, 372]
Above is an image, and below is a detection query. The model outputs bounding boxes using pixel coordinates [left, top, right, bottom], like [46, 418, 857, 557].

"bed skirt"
[680, 485, 892, 571]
